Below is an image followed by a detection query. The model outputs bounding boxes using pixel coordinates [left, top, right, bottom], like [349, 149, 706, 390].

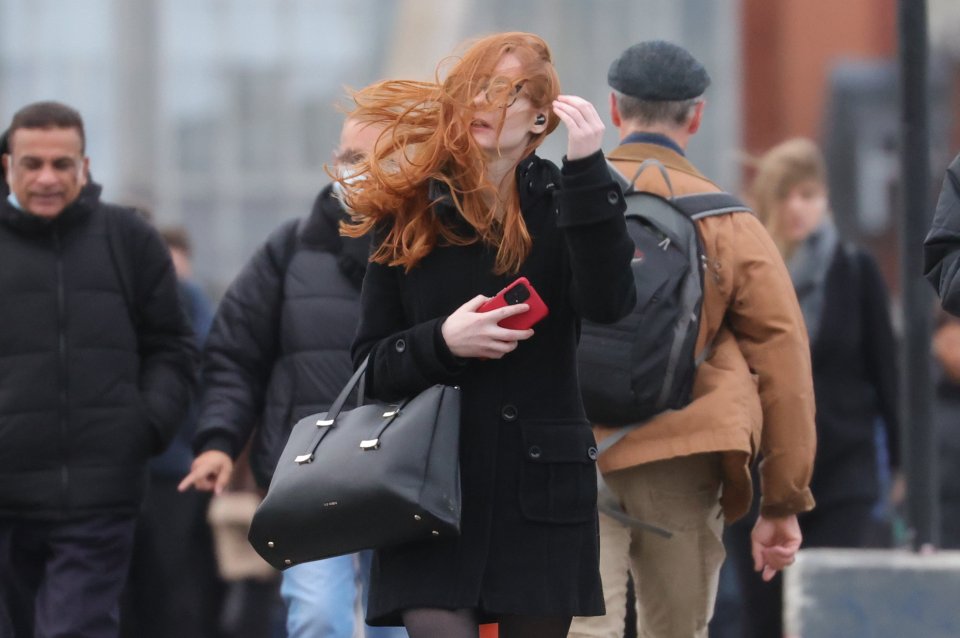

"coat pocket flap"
[520, 421, 598, 464]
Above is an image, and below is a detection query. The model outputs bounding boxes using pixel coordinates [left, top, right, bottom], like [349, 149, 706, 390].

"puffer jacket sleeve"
[556, 151, 636, 323]
[924, 152, 960, 315]
[193, 219, 298, 458]
[129, 218, 199, 452]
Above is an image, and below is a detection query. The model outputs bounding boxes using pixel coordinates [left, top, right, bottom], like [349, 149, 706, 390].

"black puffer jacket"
[925, 152, 960, 313]
[194, 184, 370, 488]
[0, 138, 197, 519]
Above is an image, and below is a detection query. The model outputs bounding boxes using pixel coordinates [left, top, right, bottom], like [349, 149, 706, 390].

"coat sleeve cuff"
[408, 316, 468, 380]
[759, 488, 816, 518]
[196, 433, 237, 459]
[432, 317, 469, 371]
[557, 150, 627, 228]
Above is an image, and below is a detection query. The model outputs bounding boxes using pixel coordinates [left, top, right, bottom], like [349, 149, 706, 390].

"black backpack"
[578, 159, 750, 426]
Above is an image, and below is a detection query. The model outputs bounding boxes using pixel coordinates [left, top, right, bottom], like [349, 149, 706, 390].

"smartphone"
[478, 277, 549, 330]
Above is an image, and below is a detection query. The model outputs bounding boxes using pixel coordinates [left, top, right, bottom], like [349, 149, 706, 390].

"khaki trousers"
[569, 454, 725, 638]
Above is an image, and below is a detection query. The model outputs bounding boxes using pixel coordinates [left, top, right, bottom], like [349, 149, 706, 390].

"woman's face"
[468, 53, 544, 161]
[777, 178, 828, 243]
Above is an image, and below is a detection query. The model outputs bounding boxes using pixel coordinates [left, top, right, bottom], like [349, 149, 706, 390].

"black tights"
[401, 608, 572, 638]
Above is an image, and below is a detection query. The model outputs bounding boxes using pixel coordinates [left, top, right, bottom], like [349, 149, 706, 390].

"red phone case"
[478, 277, 549, 330]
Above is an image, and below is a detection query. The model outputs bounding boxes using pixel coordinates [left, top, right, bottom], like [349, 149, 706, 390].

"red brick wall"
[742, 0, 897, 155]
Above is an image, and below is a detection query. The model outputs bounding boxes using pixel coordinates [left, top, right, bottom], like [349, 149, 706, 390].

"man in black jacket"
[925, 151, 960, 313]
[179, 117, 406, 638]
[0, 101, 197, 638]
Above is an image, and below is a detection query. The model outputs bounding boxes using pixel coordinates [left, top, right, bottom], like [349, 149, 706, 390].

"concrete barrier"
[784, 548, 960, 638]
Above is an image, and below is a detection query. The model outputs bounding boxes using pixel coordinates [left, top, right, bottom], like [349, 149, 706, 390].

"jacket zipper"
[53, 228, 69, 509]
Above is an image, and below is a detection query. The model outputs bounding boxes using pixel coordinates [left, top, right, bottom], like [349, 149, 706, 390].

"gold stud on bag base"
[247, 356, 462, 570]
[264, 511, 445, 568]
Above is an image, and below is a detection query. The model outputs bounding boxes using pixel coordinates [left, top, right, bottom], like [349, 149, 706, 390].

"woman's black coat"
[352, 151, 636, 624]
[806, 244, 899, 508]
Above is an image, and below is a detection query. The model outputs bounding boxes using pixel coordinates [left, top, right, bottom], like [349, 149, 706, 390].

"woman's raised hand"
[441, 295, 535, 360]
[552, 95, 605, 161]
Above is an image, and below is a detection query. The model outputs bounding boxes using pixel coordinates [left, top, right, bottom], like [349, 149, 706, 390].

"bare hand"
[933, 322, 960, 383]
[889, 471, 906, 507]
[178, 450, 234, 495]
[441, 295, 535, 359]
[552, 95, 605, 161]
[751, 514, 802, 582]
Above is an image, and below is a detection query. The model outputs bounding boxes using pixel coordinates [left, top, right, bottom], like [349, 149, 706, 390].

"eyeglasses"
[480, 78, 526, 108]
[334, 148, 366, 166]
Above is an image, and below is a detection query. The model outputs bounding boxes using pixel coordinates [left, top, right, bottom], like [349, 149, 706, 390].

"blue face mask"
[6, 191, 23, 211]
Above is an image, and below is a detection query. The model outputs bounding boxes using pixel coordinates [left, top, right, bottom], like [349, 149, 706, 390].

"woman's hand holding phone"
[441, 295, 535, 360]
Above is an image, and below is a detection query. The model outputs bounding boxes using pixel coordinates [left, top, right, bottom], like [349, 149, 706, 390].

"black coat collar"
[426, 153, 556, 227]
[0, 182, 102, 236]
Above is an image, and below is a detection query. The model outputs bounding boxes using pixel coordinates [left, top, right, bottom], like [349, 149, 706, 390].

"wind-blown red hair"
[339, 32, 561, 274]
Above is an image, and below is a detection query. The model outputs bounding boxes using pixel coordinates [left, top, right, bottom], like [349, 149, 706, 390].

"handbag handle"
[316, 356, 370, 427]
[294, 355, 411, 464]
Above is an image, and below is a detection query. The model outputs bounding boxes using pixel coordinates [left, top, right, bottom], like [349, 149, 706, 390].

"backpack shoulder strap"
[606, 158, 675, 198]
[278, 216, 308, 277]
[595, 424, 674, 538]
[842, 240, 862, 289]
[671, 192, 753, 219]
[103, 204, 139, 326]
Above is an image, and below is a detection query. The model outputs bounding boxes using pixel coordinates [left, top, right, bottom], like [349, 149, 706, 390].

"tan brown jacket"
[597, 142, 817, 521]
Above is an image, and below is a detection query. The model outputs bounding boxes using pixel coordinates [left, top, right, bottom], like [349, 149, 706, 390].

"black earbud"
[535, 114, 546, 126]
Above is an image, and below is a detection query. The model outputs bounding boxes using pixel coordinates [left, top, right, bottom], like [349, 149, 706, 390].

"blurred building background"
[0, 0, 958, 296]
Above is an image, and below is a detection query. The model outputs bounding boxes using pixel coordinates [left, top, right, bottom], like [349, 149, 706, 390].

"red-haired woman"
[341, 32, 636, 638]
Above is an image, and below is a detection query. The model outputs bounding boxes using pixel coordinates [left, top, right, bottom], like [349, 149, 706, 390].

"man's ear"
[687, 101, 706, 136]
[609, 92, 622, 128]
[79, 157, 90, 187]
[1, 154, 11, 186]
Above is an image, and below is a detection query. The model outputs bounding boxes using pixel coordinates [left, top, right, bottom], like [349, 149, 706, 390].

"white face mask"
[339, 165, 367, 183]
[6, 191, 24, 211]
[332, 166, 369, 213]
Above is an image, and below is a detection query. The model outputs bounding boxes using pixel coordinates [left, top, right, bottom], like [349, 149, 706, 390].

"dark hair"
[160, 226, 191, 256]
[7, 101, 86, 153]
[614, 92, 700, 127]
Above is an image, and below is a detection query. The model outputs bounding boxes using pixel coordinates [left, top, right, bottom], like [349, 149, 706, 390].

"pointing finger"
[177, 472, 197, 493]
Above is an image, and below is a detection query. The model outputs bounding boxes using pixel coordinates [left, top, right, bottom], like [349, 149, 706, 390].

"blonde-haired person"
[340, 32, 636, 638]
[727, 137, 900, 637]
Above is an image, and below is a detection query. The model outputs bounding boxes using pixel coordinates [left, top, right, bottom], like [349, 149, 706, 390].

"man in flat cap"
[568, 41, 817, 638]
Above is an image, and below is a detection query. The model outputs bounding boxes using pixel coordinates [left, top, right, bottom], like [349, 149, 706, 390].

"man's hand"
[933, 321, 960, 383]
[751, 514, 802, 582]
[178, 450, 234, 495]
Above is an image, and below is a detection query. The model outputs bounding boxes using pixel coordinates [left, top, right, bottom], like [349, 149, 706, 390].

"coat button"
[500, 404, 518, 422]
[395, 338, 406, 353]
[587, 446, 598, 460]
[607, 190, 620, 205]
[528, 445, 542, 459]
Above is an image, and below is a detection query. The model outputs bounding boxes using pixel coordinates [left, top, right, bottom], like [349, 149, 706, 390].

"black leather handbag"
[248, 357, 462, 570]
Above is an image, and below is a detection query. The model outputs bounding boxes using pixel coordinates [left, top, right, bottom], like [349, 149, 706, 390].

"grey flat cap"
[608, 40, 710, 101]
